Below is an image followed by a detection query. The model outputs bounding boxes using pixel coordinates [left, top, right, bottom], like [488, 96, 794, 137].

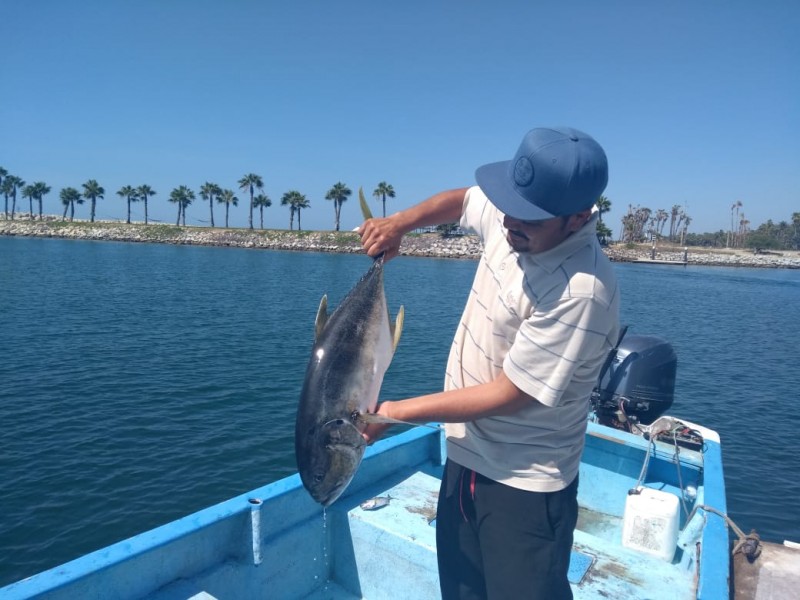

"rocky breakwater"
[2, 217, 799, 268]
[604, 244, 800, 269]
[0, 217, 483, 259]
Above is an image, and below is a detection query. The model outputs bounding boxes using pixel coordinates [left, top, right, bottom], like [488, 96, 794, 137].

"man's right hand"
[358, 187, 469, 261]
[358, 216, 404, 261]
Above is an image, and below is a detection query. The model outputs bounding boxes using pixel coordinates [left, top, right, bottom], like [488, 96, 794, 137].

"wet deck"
[343, 469, 700, 599]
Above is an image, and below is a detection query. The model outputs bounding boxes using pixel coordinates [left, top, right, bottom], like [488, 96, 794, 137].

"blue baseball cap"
[475, 127, 608, 221]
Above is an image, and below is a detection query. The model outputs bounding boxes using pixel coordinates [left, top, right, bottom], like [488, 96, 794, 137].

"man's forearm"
[380, 371, 535, 424]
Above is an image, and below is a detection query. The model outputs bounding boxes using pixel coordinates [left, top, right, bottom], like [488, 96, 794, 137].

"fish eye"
[314, 473, 325, 483]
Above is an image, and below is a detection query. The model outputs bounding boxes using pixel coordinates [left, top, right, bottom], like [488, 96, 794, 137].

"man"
[358, 126, 620, 600]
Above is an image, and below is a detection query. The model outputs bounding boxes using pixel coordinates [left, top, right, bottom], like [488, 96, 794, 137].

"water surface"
[1, 236, 798, 585]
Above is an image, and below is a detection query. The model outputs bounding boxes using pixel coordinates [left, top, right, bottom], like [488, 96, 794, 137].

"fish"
[360, 495, 392, 511]
[294, 189, 404, 507]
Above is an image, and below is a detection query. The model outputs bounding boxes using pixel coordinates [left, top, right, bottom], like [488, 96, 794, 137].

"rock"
[1, 216, 799, 268]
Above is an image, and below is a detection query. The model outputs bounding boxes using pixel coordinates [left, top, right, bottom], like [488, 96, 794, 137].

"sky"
[2, 0, 798, 236]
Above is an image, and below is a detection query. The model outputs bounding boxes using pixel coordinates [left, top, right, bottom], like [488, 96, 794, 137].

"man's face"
[503, 211, 590, 254]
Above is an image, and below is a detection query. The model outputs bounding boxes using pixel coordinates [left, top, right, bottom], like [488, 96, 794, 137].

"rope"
[685, 504, 761, 562]
[630, 416, 762, 563]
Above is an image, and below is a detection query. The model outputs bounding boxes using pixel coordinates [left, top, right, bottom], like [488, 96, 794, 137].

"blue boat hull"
[1, 422, 729, 599]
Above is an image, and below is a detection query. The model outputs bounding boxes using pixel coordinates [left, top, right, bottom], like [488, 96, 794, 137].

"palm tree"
[668, 204, 682, 241]
[169, 186, 184, 226]
[60, 188, 71, 219]
[169, 187, 180, 225]
[595, 195, 611, 224]
[33, 182, 50, 220]
[199, 182, 222, 227]
[22, 184, 36, 219]
[792, 212, 800, 250]
[728, 200, 742, 248]
[5, 175, 24, 220]
[1, 180, 8, 219]
[59, 187, 82, 221]
[594, 195, 612, 243]
[117, 185, 137, 224]
[0, 166, 7, 217]
[373, 182, 395, 218]
[295, 193, 310, 230]
[137, 185, 156, 224]
[679, 216, 692, 246]
[238, 173, 264, 230]
[281, 190, 309, 230]
[325, 182, 352, 231]
[654, 209, 669, 239]
[253, 193, 272, 229]
[619, 205, 652, 243]
[81, 180, 105, 223]
[169, 186, 194, 226]
[738, 213, 750, 248]
[734, 201, 744, 248]
[217, 189, 238, 228]
[281, 191, 297, 230]
[595, 221, 613, 245]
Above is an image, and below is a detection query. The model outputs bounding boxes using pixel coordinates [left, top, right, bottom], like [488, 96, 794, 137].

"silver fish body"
[360, 496, 392, 511]
[295, 256, 403, 506]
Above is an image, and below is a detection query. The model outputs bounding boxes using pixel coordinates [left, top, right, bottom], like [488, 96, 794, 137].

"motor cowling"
[591, 334, 677, 428]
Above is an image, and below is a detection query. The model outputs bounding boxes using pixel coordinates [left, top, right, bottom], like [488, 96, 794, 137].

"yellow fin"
[391, 305, 404, 352]
[359, 187, 373, 221]
[314, 295, 328, 340]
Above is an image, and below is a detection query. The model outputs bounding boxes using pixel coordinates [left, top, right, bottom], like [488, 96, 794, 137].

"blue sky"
[3, 1, 798, 236]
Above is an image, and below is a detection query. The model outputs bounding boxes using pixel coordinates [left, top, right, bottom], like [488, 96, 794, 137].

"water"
[1, 237, 799, 586]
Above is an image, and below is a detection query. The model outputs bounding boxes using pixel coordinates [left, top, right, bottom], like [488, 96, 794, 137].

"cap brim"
[475, 161, 556, 221]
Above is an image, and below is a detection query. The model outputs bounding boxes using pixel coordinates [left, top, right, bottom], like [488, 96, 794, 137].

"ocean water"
[1, 236, 799, 586]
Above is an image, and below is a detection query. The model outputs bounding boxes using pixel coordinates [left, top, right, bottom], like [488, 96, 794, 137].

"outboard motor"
[591, 331, 677, 430]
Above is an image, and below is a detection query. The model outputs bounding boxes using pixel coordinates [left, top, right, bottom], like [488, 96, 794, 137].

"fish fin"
[359, 188, 387, 261]
[359, 187, 373, 221]
[390, 305, 404, 352]
[314, 295, 328, 340]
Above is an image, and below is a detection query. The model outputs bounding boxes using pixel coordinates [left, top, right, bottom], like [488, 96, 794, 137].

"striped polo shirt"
[444, 186, 620, 493]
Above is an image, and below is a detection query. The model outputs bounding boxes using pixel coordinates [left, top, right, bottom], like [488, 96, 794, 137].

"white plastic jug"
[621, 487, 680, 562]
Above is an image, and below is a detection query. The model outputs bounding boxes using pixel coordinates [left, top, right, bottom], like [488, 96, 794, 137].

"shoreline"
[2, 216, 799, 269]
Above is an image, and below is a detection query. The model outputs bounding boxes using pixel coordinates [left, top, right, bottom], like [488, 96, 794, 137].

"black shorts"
[436, 459, 578, 600]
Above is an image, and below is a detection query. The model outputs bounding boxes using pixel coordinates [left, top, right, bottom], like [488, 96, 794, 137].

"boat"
[0, 334, 777, 599]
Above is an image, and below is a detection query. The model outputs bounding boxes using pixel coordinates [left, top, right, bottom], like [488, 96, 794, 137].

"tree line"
[618, 204, 692, 246]
[617, 200, 800, 251]
[5, 166, 796, 250]
[0, 166, 396, 232]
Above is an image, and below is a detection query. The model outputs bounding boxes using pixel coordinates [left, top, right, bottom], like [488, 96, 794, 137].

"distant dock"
[634, 258, 688, 266]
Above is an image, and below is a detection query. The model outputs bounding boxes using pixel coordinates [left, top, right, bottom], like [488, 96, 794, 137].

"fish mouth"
[315, 488, 344, 507]
[304, 419, 366, 507]
[311, 474, 352, 507]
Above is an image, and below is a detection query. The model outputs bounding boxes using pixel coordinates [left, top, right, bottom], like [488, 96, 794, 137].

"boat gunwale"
[2, 423, 730, 599]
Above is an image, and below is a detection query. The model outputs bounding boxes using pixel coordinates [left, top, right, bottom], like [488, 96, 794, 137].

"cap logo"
[513, 156, 534, 187]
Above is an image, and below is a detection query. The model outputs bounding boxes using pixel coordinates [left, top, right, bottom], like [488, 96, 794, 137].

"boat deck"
[297, 466, 703, 600]
[1, 423, 730, 600]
